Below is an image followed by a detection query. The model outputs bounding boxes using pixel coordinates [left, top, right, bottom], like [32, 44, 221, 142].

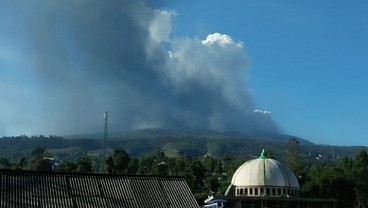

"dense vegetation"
[0, 128, 364, 161]
[1, 130, 368, 207]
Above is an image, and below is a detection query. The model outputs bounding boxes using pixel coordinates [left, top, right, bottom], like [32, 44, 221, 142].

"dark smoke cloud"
[0, 0, 279, 135]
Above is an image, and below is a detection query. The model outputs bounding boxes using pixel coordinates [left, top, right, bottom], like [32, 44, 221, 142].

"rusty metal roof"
[0, 169, 199, 208]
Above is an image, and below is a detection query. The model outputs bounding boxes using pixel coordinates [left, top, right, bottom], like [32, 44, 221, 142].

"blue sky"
[162, 1, 368, 145]
[1, 0, 368, 146]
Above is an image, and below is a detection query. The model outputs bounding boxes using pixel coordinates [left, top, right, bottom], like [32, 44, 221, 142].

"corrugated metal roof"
[0, 170, 200, 208]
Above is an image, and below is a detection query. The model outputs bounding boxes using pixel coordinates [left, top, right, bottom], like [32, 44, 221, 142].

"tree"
[76, 156, 93, 173]
[221, 155, 239, 177]
[287, 138, 303, 176]
[188, 160, 206, 193]
[264, 149, 275, 159]
[214, 160, 223, 175]
[0, 157, 11, 169]
[303, 164, 355, 208]
[172, 157, 187, 176]
[352, 149, 368, 207]
[105, 149, 131, 174]
[302, 163, 322, 197]
[127, 158, 139, 174]
[337, 155, 354, 177]
[204, 175, 220, 196]
[29, 147, 52, 171]
[151, 149, 167, 162]
[31, 147, 46, 157]
[29, 156, 53, 171]
[12, 158, 27, 170]
[137, 156, 153, 175]
[151, 162, 169, 176]
[57, 161, 77, 172]
[203, 155, 217, 173]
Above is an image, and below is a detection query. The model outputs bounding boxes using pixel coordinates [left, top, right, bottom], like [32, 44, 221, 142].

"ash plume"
[0, 0, 279, 136]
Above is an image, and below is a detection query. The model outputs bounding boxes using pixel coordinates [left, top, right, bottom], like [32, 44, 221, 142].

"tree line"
[0, 133, 364, 161]
[1, 139, 368, 207]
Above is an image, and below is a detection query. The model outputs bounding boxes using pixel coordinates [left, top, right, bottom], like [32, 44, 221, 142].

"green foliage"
[0, 131, 365, 164]
[352, 149, 368, 207]
[29, 156, 53, 171]
[57, 161, 77, 172]
[264, 149, 275, 159]
[27, 147, 52, 172]
[217, 177, 232, 195]
[221, 155, 239, 177]
[172, 156, 187, 176]
[204, 175, 220, 195]
[287, 138, 303, 176]
[302, 164, 355, 208]
[203, 155, 217, 173]
[0, 157, 10, 169]
[31, 147, 46, 157]
[105, 149, 131, 174]
[301, 149, 368, 208]
[127, 158, 139, 174]
[137, 156, 154, 174]
[214, 160, 223, 175]
[0, 135, 100, 161]
[12, 158, 27, 170]
[2, 131, 368, 205]
[76, 156, 93, 173]
[151, 162, 169, 176]
[187, 160, 206, 194]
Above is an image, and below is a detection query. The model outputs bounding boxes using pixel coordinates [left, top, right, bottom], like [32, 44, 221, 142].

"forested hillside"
[0, 129, 365, 163]
[0, 130, 368, 207]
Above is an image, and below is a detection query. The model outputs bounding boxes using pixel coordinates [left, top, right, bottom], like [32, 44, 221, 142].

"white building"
[231, 149, 300, 198]
[205, 150, 336, 208]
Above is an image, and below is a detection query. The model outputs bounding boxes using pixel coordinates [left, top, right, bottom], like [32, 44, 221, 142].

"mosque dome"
[230, 150, 300, 197]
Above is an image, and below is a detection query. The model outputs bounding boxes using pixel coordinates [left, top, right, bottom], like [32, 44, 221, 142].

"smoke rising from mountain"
[0, 0, 279, 135]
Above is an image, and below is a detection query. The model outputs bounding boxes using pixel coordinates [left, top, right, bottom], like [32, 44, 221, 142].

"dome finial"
[259, 149, 266, 159]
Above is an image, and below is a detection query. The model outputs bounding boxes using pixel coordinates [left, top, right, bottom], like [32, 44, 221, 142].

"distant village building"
[0, 170, 200, 208]
[205, 150, 336, 208]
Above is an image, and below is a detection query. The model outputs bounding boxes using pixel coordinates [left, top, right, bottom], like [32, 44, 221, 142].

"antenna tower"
[103, 111, 109, 163]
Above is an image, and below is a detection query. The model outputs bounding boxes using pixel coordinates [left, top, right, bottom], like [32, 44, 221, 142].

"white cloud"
[253, 109, 271, 115]
[202, 33, 244, 48]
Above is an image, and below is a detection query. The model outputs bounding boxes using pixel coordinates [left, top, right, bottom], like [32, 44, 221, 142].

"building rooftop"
[0, 169, 199, 208]
[231, 149, 299, 189]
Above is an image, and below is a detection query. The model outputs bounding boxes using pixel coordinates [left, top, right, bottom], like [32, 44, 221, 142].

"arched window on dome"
[255, 188, 258, 196]
[278, 188, 281, 196]
[271, 188, 275, 196]
[236, 188, 240, 196]
[240, 188, 243, 196]
[283, 188, 286, 196]
[260, 188, 264, 196]
[249, 188, 253, 195]
[266, 188, 270, 196]
[244, 188, 248, 196]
